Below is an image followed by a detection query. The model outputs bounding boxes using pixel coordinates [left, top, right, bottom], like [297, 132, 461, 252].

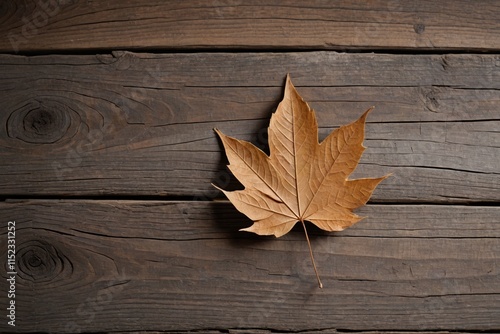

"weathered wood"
[1, 2, 498, 334]
[1, 0, 499, 53]
[0, 52, 498, 202]
[0, 200, 499, 332]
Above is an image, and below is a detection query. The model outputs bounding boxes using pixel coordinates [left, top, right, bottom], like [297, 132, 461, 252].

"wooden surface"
[0, 200, 499, 332]
[0, 52, 498, 202]
[1, 0, 500, 52]
[0, 1, 499, 333]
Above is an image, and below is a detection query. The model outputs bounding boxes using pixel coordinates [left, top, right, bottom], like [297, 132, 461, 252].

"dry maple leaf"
[214, 75, 389, 288]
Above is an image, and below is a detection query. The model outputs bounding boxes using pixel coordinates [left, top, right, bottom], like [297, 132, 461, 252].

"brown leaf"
[214, 75, 389, 287]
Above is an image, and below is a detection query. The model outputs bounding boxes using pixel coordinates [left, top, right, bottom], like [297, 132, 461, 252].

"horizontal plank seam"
[2, 197, 500, 206]
[4, 47, 500, 57]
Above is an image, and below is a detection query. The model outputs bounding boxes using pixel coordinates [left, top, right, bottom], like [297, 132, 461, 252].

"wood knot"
[7, 99, 72, 144]
[421, 87, 442, 112]
[24, 109, 57, 136]
[414, 23, 425, 34]
[17, 240, 68, 283]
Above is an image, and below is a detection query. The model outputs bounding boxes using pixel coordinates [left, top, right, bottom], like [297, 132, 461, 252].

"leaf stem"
[300, 220, 323, 288]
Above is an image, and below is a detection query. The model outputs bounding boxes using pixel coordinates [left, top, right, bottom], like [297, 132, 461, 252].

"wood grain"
[0, 52, 498, 202]
[0, 200, 499, 332]
[0, 0, 499, 53]
[1, 2, 498, 334]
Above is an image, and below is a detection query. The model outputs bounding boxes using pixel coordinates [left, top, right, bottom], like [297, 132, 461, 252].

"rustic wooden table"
[0, 1, 499, 333]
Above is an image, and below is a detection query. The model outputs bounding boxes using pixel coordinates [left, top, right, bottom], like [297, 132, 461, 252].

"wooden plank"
[0, 52, 499, 202]
[1, 0, 499, 53]
[0, 200, 499, 332]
